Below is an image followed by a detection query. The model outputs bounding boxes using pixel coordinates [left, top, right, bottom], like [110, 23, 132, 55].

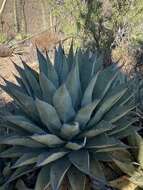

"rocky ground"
[0, 49, 38, 107]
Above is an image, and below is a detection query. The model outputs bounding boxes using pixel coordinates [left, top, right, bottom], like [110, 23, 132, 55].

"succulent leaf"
[36, 98, 61, 132]
[31, 134, 65, 147]
[0, 136, 45, 148]
[86, 134, 121, 149]
[65, 137, 86, 150]
[50, 158, 71, 190]
[108, 117, 137, 136]
[0, 146, 44, 158]
[69, 150, 90, 174]
[75, 100, 100, 129]
[82, 120, 117, 138]
[81, 72, 100, 107]
[5, 115, 45, 134]
[67, 40, 74, 70]
[37, 151, 68, 167]
[39, 72, 56, 103]
[12, 153, 38, 168]
[37, 48, 59, 87]
[90, 154, 105, 181]
[68, 166, 86, 190]
[88, 88, 127, 126]
[53, 84, 75, 123]
[13, 63, 33, 96]
[0, 86, 39, 121]
[22, 63, 41, 98]
[54, 44, 65, 82]
[7, 165, 35, 184]
[35, 164, 50, 190]
[66, 61, 81, 109]
[37, 48, 49, 77]
[60, 122, 80, 139]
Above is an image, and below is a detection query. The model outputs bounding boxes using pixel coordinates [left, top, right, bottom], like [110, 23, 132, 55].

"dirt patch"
[0, 50, 37, 104]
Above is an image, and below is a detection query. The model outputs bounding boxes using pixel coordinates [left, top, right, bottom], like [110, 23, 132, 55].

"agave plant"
[109, 131, 143, 190]
[0, 44, 137, 190]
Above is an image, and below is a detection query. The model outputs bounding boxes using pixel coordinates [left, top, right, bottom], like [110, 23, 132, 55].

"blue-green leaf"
[108, 117, 137, 136]
[68, 166, 86, 190]
[23, 63, 41, 98]
[66, 61, 81, 109]
[5, 115, 44, 134]
[0, 136, 45, 148]
[53, 84, 75, 122]
[54, 43, 69, 83]
[0, 146, 44, 158]
[90, 153, 106, 181]
[75, 100, 99, 128]
[60, 122, 80, 140]
[60, 54, 69, 83]
[81, 72, 100, 106]
[50, 158, 71, 190]
[89, 88, 127, 126]
[36, 98, 61, 132]
[13, 74, 28, 94]
[31, 134, 65, 147]
[37, 151, 68, 167]
[86, 135, 120, 149]
[35, 165, 51, 190]
[69, 150, 89, 174]
[0, 85, 39, 121]
[82, 120, 117, 138]
[93, 65, 119, 100]
[7, 165, 35, 183]
[37, 48, 48, 75]
[21, 59, 39, 79]
[103, 104, 136, 124]
[39, 72, 56, 103]
[78, 50, 96, 91]
[12, 153, 38, 168]
[54, 44, 64, 82]
[37, 48, 59, 87]
[65, 138, 86, 150]
[67, 40, 74, 70]
[13, 63, 33, 96]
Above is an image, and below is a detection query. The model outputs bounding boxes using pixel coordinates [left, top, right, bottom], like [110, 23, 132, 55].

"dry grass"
[112, 44, 136, 76]
[110, 176, 140, 190]
[30, 31, 63, 51]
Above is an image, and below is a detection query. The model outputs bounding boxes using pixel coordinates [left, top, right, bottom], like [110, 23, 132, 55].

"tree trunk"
[13, 0, 18, 32]
[14, 0, 27, 34]
[41, 0, 47, 31]
[0, 0, 7, 16]
[0, 0, 7, 32]
[21, 0, 27, 34]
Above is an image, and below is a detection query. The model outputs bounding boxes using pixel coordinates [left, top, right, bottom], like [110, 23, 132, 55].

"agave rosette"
[0, 44, 137, 190]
